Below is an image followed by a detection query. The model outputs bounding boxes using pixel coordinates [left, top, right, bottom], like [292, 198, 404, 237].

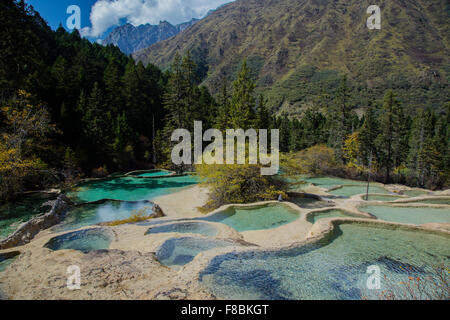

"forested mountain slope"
[134, 0, 450, 116]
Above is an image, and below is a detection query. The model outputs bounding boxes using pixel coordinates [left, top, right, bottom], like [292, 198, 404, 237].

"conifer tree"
[407, 109, 439, 187]
[359, 104, 380, 167]
[328, 76, 352, 162]
[256, 94, 271, 129]
[229, 60, 256, 129]
[301, 108, 327, 149]
[82, 82, 112, 165]
[163, 53, 200, 134]
[216, 83, 231, 131]
[377, 90, 404, 183]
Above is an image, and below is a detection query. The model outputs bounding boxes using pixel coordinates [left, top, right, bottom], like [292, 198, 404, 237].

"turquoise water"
[44, 228, 113, 253]
[403, 190, 428, 198]
[202, 204, 300, 232]
[135, 170, 174, 177]
[360, 206, 450, 225]
[401, 199, 450, 205]
[67, 175, 199, 203]
[0, 193, 56, 239]
[304, 177, 367, 189]
[329, 186, 390, 197]
[199, 224, 450, 300]
[146, 222, 218, 237]
[289, 197, 334, 209]
[307, 210, 360, 224]
[53, 201, 155, 232]
[0, 251, 20, 272]
[156, 237, 235, 270]
[365, 195, 402, 202]
[138, 218, 186, 227]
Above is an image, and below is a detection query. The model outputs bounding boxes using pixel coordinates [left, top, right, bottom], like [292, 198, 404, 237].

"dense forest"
[0, 0, 448, 202]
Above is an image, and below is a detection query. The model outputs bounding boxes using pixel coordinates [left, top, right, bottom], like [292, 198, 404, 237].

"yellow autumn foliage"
[196, 163, 287, 211]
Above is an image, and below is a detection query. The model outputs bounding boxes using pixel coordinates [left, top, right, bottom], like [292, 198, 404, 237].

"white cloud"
[81, 0, 232, 38]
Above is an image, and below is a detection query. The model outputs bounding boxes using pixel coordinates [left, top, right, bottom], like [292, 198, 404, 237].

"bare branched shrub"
[376, 264, 449, 300]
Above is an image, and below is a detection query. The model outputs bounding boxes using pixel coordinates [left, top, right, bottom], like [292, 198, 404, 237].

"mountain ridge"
[102, 18, 198, 55]
[133, 0, 449, 115]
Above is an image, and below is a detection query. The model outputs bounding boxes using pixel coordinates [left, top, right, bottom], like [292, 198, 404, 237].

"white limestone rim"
[66, 171, 197, 192]
[123, 195, 449, 252]
[2, 193, 447, 258]
[134, 201, 308, 248]
[301, 206, 375, 222]
[142, 219, 246, 243]
[2, 199, 449, 294]
[140, 200, 307, 225]
[0, 224, 120, 257]
[124, 169, 175, 176]
[356, 200, 450, 209]
[304, 179, 438, 199]
[389, 196, 450, 205]
[355, 193, 409, 201]
[179, 217, 450, 284]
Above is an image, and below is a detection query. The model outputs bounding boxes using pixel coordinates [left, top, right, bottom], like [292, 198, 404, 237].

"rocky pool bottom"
[53, 200, 157, 232]
[156, 237, 236, 270]
[0, 251, 20, 272]
[199, 224, 450, 300]
[201, 204, 301, 232]
[44, 228, 114, 253]
[0, 193, 57, 240]
[0, 173, 199, 241]
[360, 205, 450, 225]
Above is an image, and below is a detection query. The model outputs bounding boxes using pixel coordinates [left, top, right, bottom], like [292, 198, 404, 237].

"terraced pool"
[365, 195, 402, 202]
[53, 200, 156, 232]
[67, 174, 199, 203]
[403, 190, 429, 198]
[289, 196, 334, 209]
[329, 185, 391, 197]
[202, 204, 300, 232]
[156, 237, 235, 270]
[307, 210, 361, 224]
[0, 193, 56, 239]
[145, 222, 218, 237]
[134, 170, 174, 177]
[0, 251, 20, 272]
[360, 206, 450, 225]
[199, 224, 450, 300]
[44, 228, 113, 253]
[400, 199, 450, 205]
[303, 177, 367, 189]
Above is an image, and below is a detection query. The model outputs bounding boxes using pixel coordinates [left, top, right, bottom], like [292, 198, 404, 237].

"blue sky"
[26, 0, 96, 31]
[26, 0, 232, 41]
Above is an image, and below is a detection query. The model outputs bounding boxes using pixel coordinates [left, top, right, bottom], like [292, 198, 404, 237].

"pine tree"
[229, 60, 256, 129]
[198, 86, 217, 129]
[279, 114, 291, 152]
[407, 109, 441, 187]
[376, 90, 404, 183]
[216, 83, 231, 131]
[163, 53, 200, 133]
[301, 108, 327, 149]
[431, 108, 449, 187]
[122, 60, 143, 134]
[113, 112, 134, 169]
[82, 82, 112, 164]
[103, 57, 123, 115]
[255, 94, 271, 129]
[328, 76, 352, 162]
[359, 104, 380, 167]
[289, 118, 302, 152]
